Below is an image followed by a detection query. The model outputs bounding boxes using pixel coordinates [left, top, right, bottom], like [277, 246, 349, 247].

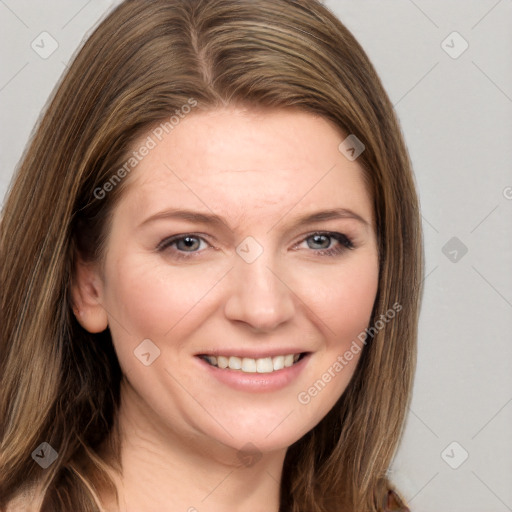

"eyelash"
[156, 232, 355, 260]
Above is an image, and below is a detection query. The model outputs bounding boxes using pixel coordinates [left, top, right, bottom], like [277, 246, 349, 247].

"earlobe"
[71, 258, 109, 333]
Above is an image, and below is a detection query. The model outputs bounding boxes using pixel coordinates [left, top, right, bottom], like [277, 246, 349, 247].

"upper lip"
[196, 348, 309, 359]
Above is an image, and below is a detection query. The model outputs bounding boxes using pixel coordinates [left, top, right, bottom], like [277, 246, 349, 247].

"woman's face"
[77, 107, 379, 459]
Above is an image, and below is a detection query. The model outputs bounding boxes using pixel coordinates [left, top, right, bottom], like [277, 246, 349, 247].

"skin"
[72, 107, 379, 512]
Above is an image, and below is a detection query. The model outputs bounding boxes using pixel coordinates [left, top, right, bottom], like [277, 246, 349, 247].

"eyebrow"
[138, 207, 370, 230]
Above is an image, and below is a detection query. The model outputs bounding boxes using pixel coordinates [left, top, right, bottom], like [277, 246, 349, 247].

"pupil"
[310, 235, 329, 249]
[180, 237, 199, 251]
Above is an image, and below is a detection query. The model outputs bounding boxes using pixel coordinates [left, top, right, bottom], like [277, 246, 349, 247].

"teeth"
[242, 358, 257, 373]
[256, 357, 273, 373]
[217, 356, 229, 369]
[204, 355, 217, 366]
[202, 353, 303, 373]
[229, 356, 242, 370]
[273, 355, 285, 370]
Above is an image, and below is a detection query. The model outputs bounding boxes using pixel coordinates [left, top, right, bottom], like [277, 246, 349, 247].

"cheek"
[300, 256, 379, 344]
[103, 253, 224, 339]
[294, 257, 378, 426]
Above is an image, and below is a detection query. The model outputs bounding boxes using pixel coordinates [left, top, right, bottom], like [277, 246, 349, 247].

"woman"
[0, 0, 423, 510]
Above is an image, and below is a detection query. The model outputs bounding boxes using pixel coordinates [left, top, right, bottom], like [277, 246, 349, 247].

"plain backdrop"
[1, 1, 511, 511]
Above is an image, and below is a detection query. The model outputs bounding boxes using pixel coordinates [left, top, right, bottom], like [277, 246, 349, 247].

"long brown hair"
[0, 0, 423, 510]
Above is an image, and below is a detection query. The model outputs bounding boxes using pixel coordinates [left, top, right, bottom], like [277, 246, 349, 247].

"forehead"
[116, 107, 373, 226]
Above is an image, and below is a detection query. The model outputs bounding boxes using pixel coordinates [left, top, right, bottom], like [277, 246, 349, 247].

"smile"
[199, 353, 305, 373]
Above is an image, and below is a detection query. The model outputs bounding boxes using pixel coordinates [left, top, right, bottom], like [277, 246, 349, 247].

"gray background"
[1, 1, 511, 510]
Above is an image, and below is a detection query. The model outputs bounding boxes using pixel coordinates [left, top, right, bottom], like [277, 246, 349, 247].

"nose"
[223, 249, 296, 333]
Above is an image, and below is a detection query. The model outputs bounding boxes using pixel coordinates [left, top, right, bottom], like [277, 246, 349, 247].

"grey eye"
[306, 234, 332, 250]
[175, 236, 202, 251]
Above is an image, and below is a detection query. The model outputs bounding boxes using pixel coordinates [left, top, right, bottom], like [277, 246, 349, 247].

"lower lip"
[195, 354, 311, 393]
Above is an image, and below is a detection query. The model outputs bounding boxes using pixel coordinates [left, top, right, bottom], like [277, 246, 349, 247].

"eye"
[297, 232, 354, 257]
[156, 231, 355, 261]
[157, 234, 210, 259]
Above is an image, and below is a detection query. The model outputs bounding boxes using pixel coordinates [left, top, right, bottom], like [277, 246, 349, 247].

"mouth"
[198, 352, 308, 374]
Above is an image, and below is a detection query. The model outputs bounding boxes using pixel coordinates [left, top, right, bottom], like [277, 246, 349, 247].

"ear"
[71, 257, 109, 333]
